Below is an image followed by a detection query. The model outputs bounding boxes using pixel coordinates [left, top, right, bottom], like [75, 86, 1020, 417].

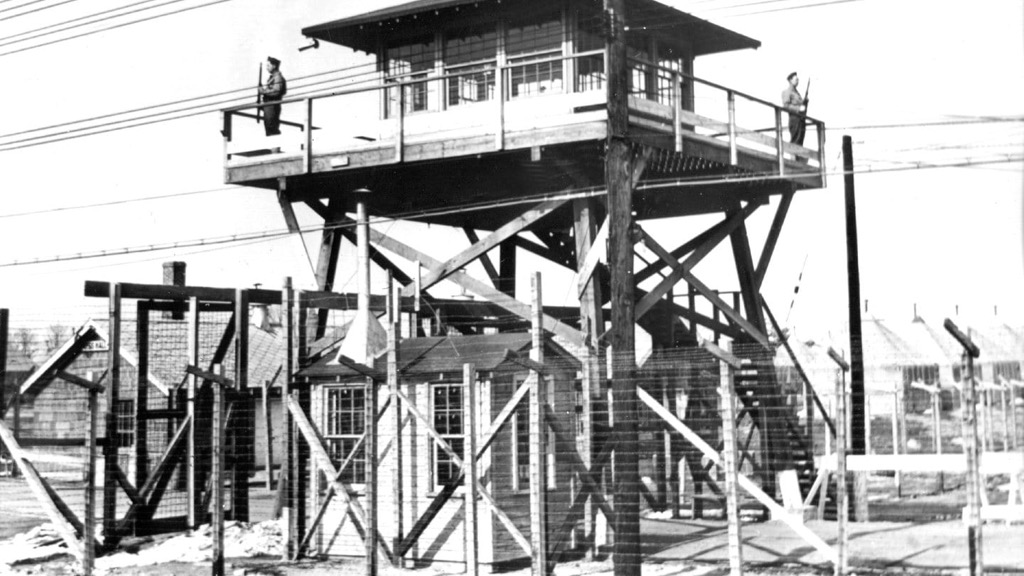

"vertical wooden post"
[103, 283, 122, 544]
[212, 364, 225, 576]
[388, 278, 404, 566]
[775, 109, 785, 174]
[529, 273, 548, 576]
[892, 386, 901, 497]
[719, 345, 743, 576]
[281, 278, 295, 560]
[495, 64, 505, 150]
[672, 71, 682, 152]
[1000, 386, 1009, 450]
[573, 198, 603, 557]
[933, 388, 944, 492]
[727, 91, 737, 165]
[365, 374, 378, 576]
[395, 85, 404, 163]
[84, 370, 98, 576]
[1007, 380, 1019, 450]
[304, 98, 313, 174]
[898, 385, 908, 492]
[233, 288, 250, 522]
[980, 389, 989, 453]
[0, 309, 7, 418]
[843, 135, 867, 459]
[463, 363, 479, 576]
[187, 297, 200, 529]
[962, 354, 983, 576]
[135, 302, 149, 502]
[605, 0, 640, 572]
[262, 378, 274, 490]
[295, 291, 309, 551]
[834, 361, 848, 576]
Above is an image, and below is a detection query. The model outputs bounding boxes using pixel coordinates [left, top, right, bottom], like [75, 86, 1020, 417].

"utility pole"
[605, 0, 640, 574]
[843, 135, 866, 456]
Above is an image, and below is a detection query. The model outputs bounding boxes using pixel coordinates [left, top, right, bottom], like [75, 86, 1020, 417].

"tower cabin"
[221, 0, 826, 231]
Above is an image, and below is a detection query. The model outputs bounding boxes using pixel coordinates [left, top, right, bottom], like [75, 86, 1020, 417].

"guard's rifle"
[802, 78, 811, 110]
[256, 64, 263, 124]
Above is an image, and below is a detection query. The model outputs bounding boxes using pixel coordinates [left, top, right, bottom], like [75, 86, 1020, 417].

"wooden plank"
[233, 289, 250, 522]
[639, 228, 769, 348]
[0, 420, 84, 560]
[387, 281, 404, 566]
[55, 371, 105, 393]
[262, 377, 274, 490]
[576, 219, 609, 298]
[212, 367, 225, 576]
[635, 204, 757, 320]
[755, 192, 793, 289]
[115, 415, 193, 533]
[84, 384, 99, 574]
[285, 395, 393, 563]
[186, 297, 199, 529]
[103, 283, 121, 544]
[816, 452, 1024, 474]
[281, 278, 295, 559]
[136, 305, 150, 499]
[719, 348, 743, 576]
[370, 227, 585, 348]
[542, 405, 615, 522]
[113, 465, 146, 508]
[365, 375, 378, 576]
[404, 199, 566, 296]
[528, 273, 547, 576]
[637, 387, 838, 563]
[463, 228, 501, 288]
[463, 364, 479, 576]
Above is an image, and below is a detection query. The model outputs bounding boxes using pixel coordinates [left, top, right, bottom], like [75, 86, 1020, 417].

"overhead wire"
[0, 0, 77, 20]
[2, 155, 1020, 269]
[0, 0, 188, 47]
[0, 0, 234, 57]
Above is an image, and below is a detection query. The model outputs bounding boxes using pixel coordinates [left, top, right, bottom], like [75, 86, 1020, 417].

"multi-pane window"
[431, 383, 464, 487]
[574, 12, 605, 92]
[991, 361, 1021, 382]
[444, 24, 497, 106]
[512, 396, 531, 489]
[627, 39, 654, 101]
[655, 55, 682, 107]
[507, 12, 564, 98]
[386, 37, 435, 116]
[114, 399, 134, 448]
[903, 364, 940, 386]
[325, 387, 366, 484]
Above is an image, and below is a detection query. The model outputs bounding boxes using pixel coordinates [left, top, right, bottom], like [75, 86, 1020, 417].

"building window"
[114, 399, 134, 447]
[386, 37, 435, 116]
[325, 387, 366, 484]
[507, 11, 564, 98]
[444, 24, 497, 107]
[990, 361, 1020, 382]
[431, 383, 464, 488]
[902, 364, 940, 386]
[627, 38, 654, 101]
[574, 11, 605, 92]
[512, 395, 530, 490]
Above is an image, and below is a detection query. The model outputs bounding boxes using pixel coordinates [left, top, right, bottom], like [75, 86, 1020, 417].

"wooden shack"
[298, 332, 581, 568]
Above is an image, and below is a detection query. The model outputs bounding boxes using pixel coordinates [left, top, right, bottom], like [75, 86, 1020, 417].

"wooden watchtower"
[221, 0, 827, 552]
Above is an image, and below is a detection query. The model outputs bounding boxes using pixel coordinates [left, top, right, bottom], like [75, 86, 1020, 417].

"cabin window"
[386, 37, 436, 116]
[574, 12, 605, 92]
[511, 381, 530, 490]
[444, 24, 497, 107]
[655, 54, 682, 107]
[506, 12, 564, 98]
[990, 361, 1021, 382]
[628, 38, 655, 101]
[431, 383, 464, 488]
[325, 387, 366, 484]
[114, 399, 134, 447]
[902, 364, 940, 387]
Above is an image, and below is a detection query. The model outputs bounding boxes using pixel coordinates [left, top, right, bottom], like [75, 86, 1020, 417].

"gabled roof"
[302, 0, 759, 57]
[300, 332, 580, 379]
[19, 319, 170, 397]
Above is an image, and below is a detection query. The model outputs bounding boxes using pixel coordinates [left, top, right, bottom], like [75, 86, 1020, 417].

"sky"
[0, 0, 1022, 351]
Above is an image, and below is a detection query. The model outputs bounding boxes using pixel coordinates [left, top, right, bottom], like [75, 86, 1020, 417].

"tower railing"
[221, 49, 825, 185]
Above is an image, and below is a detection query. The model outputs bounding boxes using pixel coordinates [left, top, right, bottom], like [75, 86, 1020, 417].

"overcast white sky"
[0, 0, 1021, 347]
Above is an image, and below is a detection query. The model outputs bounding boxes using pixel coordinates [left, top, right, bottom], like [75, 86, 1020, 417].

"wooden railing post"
[395, 86, 405, 163]
[727, 91, 738, 166]
[495, 66, 505, 151]
[672, 70, 682, 153]
[304, 98, 313, 174]
[817, 120, 827, 186]
[775, 109, 785, 175]
[221, 111, 232, 161]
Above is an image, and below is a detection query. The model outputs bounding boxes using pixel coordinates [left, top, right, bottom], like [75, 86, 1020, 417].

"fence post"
[463, 363, 479, 576]
[0, 309, 6, 419]
[281, 278, 295, 559]
[212, 364, 226, 576]
[717, 343, 743, 576]
[933, 388, 944, 492]
[528, 272, 548, 576]
[103, 283, 122, 545]
[84, 370, 99, 576]
[187, 297, 200, 529]
[944, 319, 982, 576]
[365, 374, 377, 576]
[775, 109, 785, 175]
[891, 386, 901, 496]
[898, 384, 908, 497]
[828, 348, 849, 576]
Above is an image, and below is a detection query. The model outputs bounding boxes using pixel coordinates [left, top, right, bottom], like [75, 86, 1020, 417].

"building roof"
[302, 0, 759, 57]
[300, 332, 580, 379]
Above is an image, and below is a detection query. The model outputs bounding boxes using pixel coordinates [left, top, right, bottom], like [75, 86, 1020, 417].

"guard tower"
[220, 0, 826, 557]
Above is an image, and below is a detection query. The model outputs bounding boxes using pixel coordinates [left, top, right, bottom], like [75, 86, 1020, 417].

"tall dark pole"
[605, 0, 640, 573]
[843, 135, 866, 455]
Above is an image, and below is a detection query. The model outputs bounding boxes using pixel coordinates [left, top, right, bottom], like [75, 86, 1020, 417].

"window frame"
[323, 385, 367, 485]
[430, 381, 465, 491]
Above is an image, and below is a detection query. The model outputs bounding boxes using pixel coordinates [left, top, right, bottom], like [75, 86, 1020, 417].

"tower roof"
[302, 0, 759, 57]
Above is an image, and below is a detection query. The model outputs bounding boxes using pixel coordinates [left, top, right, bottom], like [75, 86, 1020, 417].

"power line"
[2, 155, 1019, 269]
[0, 0, 77, 20]
[0, 185, 238, 219]
[0, 0, 233, 57]
[0, 0, 184, 47]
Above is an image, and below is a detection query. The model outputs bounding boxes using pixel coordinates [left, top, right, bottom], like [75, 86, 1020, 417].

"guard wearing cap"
[258, 56, 287, 136]
[781, 71, 807, 145]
